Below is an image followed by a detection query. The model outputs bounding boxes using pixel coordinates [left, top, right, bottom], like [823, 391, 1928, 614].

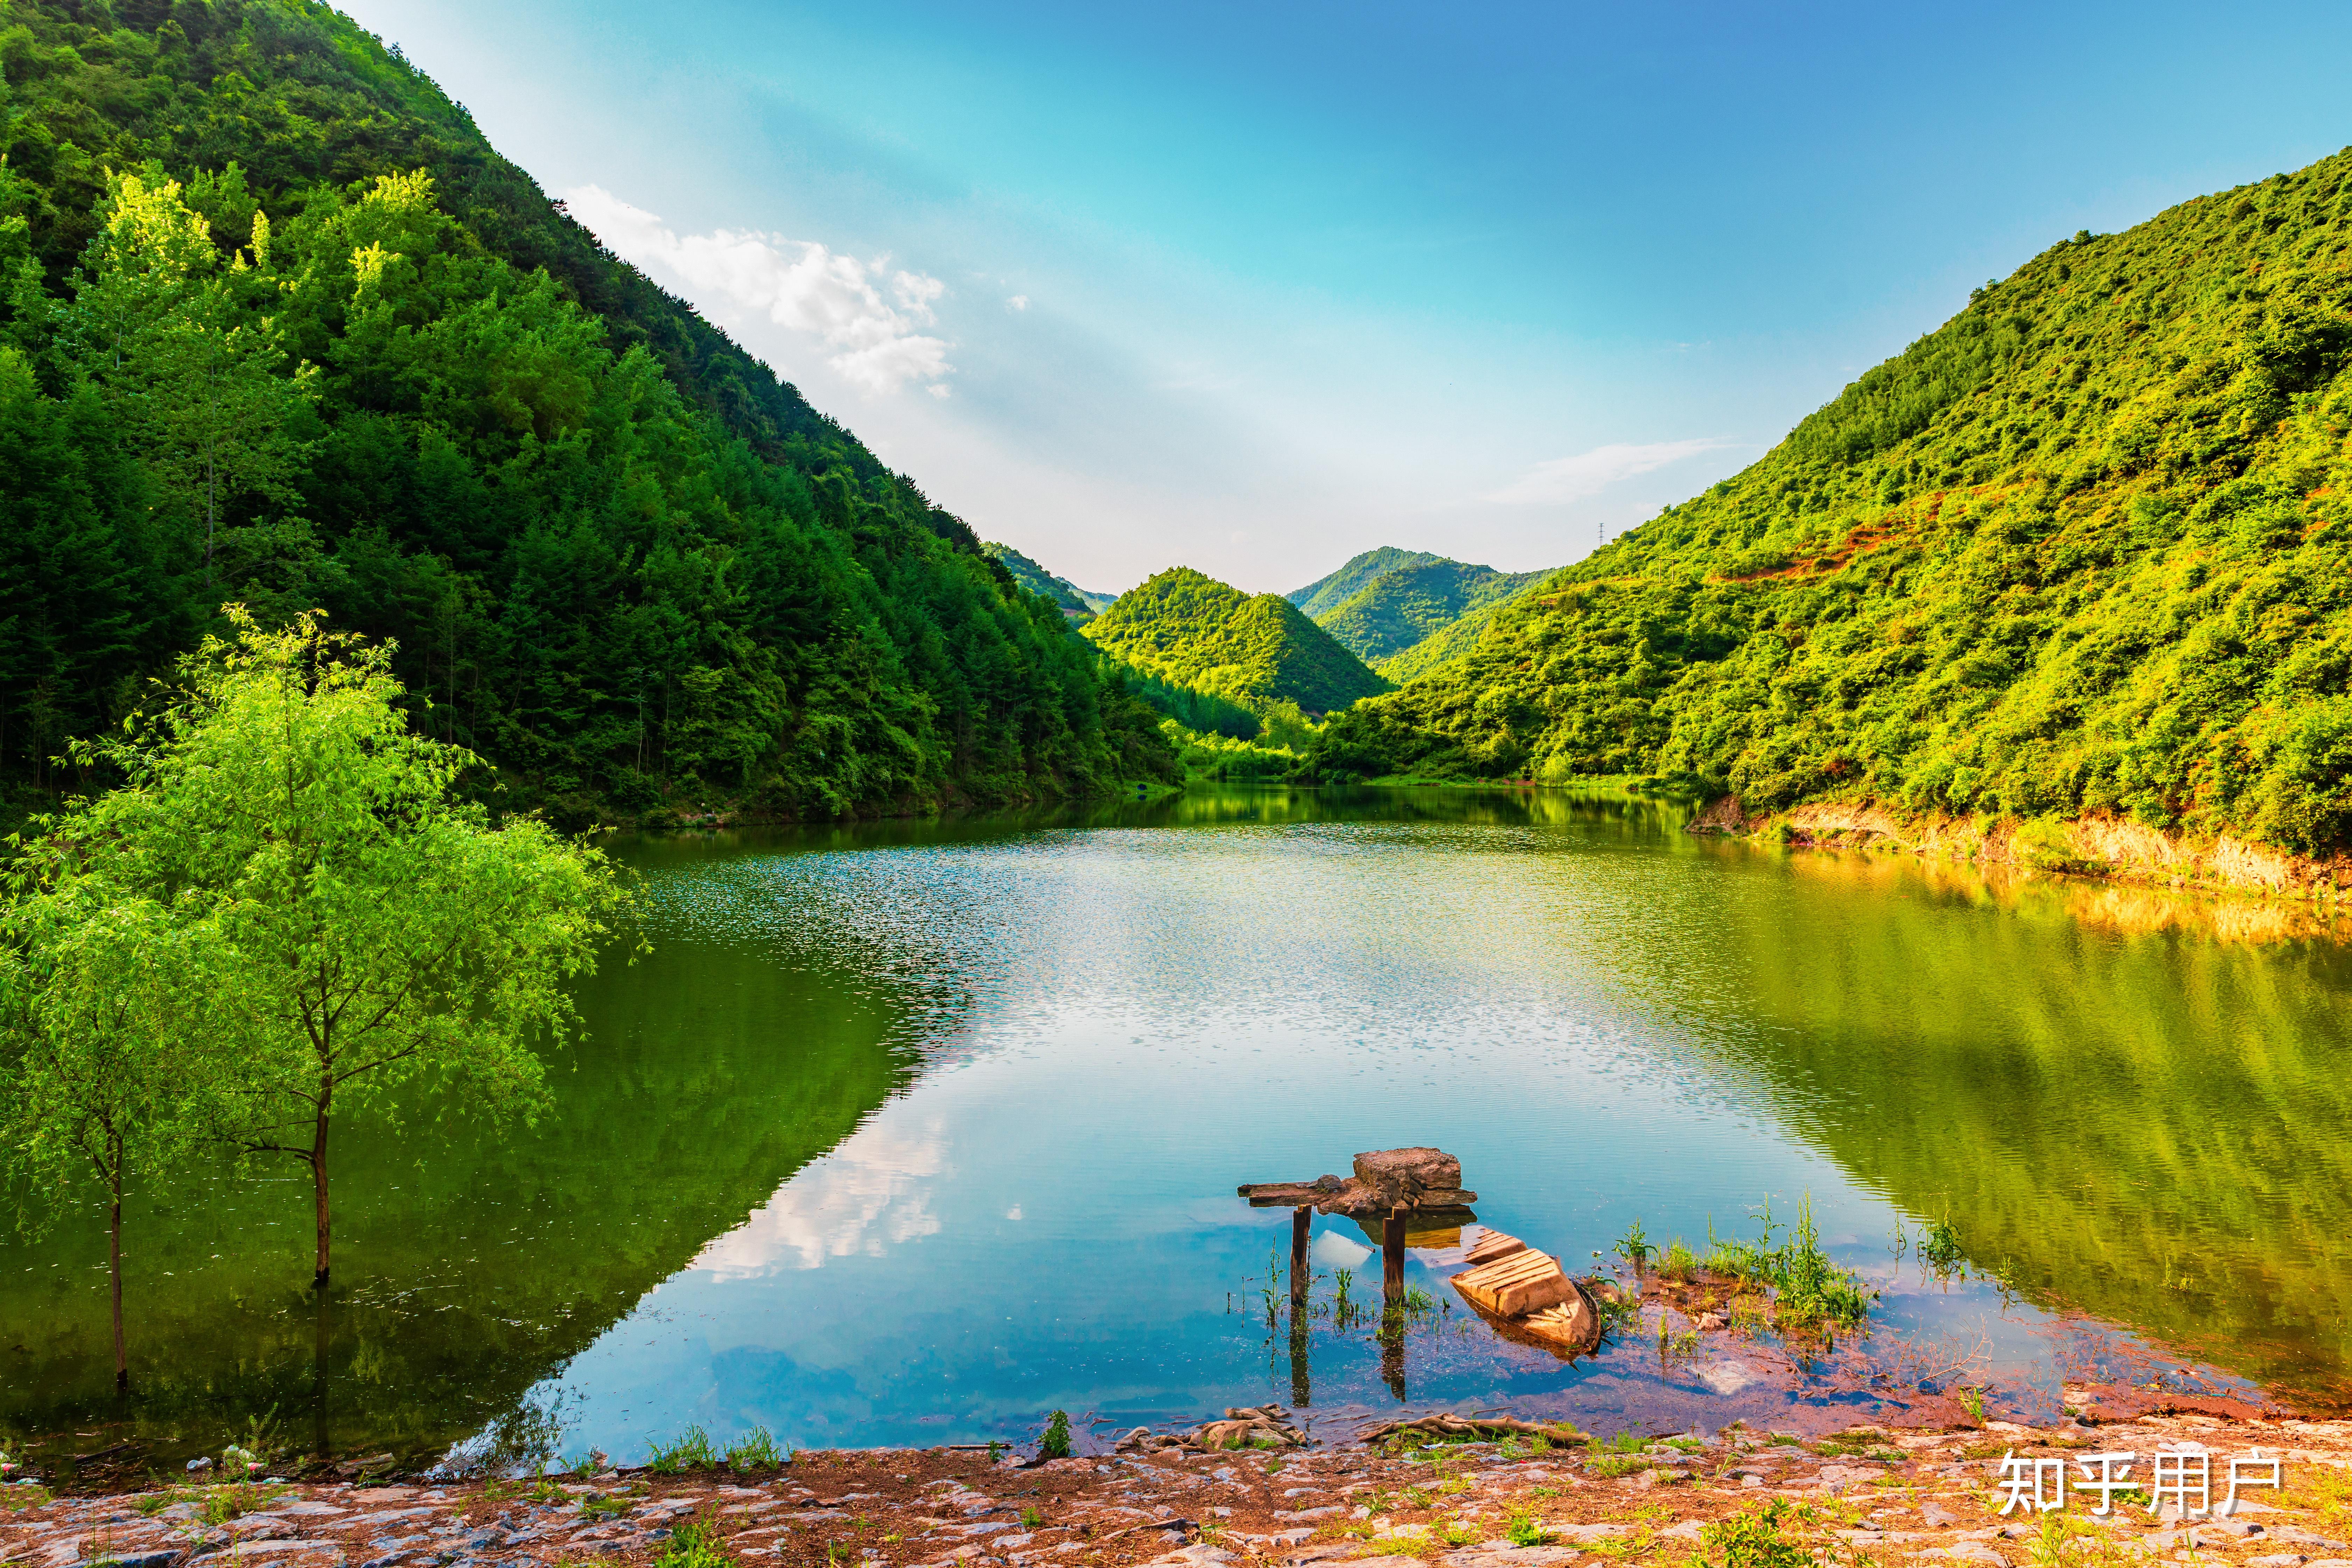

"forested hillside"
[1317, 557, 1552, 673]
[1083, 568, 1391, 714]
[1374, 575, 1552, 685]
[0, 0, 1169, 827]
[1316, 150, 2352, 860]
[983, 542, 1103, 623]
[1287, 547, 1444, 620]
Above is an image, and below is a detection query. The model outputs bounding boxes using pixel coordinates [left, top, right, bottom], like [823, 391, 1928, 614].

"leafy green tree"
[0, 887, 227, 1386]
[74, 608, 630, 1288]
[68, 172, 317, 575]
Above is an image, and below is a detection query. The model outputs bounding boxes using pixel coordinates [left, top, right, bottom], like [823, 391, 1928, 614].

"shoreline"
[1685, 795, 2351, 908]
[10, 1410, 2352, 1568]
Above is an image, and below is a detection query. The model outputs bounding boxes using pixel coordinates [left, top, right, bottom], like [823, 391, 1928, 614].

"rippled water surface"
[5, 787, 2351, 1466]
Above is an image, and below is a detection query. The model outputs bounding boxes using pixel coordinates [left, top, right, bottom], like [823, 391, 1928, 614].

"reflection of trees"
[0, 932, 914, 1462]
[1650, 854, 2352, 1403]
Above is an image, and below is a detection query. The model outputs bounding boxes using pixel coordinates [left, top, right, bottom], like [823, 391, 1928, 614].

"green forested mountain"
[982, 542, 1103, 623]
[0, 0, 1169, 827]
[1286, 546, 1444, 619]
[1083, 568, 1392, 714]
[1318, 557, 1553, 672]
[1375, 577, 1551, 685]
[1315, 151, 2352, 858]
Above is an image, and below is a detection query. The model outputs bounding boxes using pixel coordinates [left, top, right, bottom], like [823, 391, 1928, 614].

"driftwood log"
[1354, 1412, 1584, 1445]
[1115, 1403, 1308, 1454]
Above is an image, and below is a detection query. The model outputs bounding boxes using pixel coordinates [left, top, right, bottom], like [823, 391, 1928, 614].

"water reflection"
[0, 904, 926, 1465]
[3, 785, 2346, 1476]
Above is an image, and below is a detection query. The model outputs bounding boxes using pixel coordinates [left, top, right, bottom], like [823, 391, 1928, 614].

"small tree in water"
[0, 888, 230, 1386]
[66, 606, 628, 1288]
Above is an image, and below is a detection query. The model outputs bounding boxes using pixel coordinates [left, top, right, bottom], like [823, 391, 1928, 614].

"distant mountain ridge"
[1287, 548, 1447, 620]
[1321, 559, 1555, 671]
[1083, 568, 1392, 714]
[1283, 547, 1560, 683]
[983, 543, 1108, 621]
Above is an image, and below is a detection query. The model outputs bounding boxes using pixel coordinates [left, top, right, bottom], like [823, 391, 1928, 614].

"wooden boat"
[1449, 1228, 1603, 1356]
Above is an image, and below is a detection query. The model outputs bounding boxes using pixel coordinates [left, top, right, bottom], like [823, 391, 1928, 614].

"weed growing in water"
[1957, 1386, 1987, 1422]
[1660, 1240, 1698, 1281]
[1707, 1196, 1877, 1329]
[1615, 1219, 1654, 1270]
[1591, 1282, 1644, 1336]
[1921, 1217, 1968, 1280]
[1039, 1412, 1073, 1461]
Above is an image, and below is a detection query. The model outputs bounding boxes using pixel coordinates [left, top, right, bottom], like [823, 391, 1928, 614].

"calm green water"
[4, 786, 2350, 1469]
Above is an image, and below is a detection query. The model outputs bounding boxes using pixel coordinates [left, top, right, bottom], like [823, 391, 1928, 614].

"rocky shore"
[9, 1412, 2352, 1568]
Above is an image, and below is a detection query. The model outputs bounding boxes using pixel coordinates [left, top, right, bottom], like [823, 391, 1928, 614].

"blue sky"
[345, 0, 2352, 595]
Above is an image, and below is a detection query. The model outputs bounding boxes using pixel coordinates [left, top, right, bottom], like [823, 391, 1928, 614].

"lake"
[5, 785, 2350, 1470]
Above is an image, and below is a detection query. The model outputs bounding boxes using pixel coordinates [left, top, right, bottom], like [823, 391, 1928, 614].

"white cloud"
[927, 383, 954, 400]
[688, 1119, 947, 1278]
[1005, 294, 1030, 312]
[1484, 438, 1736, 506]
[565, 183, 954, 396]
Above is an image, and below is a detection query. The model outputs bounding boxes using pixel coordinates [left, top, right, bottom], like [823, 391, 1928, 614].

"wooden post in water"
[1290, 1206, 1312, 1303]
[1382, 1205, 1407, 1302]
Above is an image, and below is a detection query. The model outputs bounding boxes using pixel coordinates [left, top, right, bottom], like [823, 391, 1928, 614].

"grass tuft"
[652, 1520, 731, 1568]
[1701, 1500, 1813, 1568]
[647, 1426, 719, 1474]
[724, 1427, 784, 1470]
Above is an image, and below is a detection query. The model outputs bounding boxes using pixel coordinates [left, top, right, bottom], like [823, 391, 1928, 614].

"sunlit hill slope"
[1318, 151, 2352, 863]
[1085, 568, 1392, 715]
